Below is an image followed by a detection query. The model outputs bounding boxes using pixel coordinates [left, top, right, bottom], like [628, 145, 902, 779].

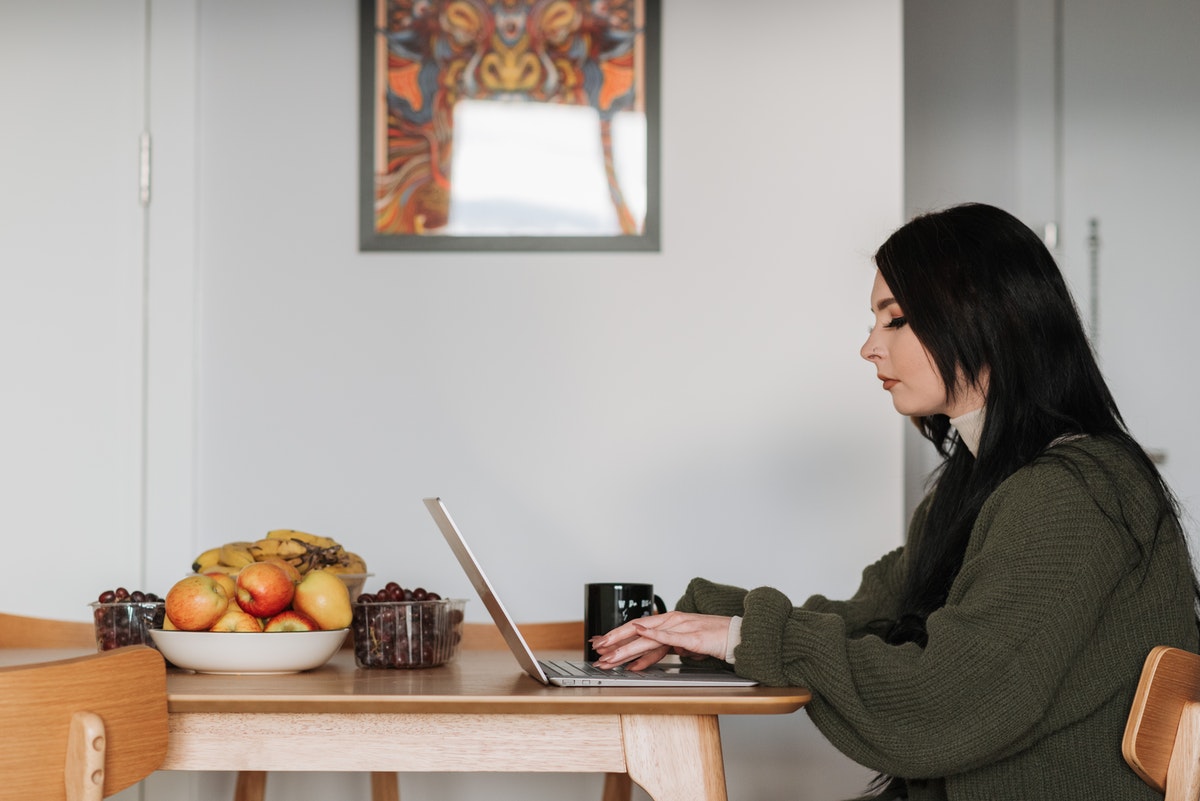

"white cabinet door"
[0, 0, 148, 620]
[1061, 0, 1200, 513]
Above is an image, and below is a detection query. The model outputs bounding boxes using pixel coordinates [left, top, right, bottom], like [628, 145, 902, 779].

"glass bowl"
[330, 572, 372, 600]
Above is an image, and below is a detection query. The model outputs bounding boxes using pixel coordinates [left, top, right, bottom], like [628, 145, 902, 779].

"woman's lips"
[880, 376, 898, 390]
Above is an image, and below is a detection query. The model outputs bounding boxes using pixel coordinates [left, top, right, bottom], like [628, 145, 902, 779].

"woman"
[591, 203, 1199, 800]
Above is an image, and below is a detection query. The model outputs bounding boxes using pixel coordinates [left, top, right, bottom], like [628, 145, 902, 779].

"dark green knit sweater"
[677, 437, 1198, 800]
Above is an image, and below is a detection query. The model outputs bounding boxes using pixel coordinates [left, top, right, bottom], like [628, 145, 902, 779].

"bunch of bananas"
[192, 529, 367, 576]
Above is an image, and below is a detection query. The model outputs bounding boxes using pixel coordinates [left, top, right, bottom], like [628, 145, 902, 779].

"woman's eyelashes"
[883, 315, 908, 330]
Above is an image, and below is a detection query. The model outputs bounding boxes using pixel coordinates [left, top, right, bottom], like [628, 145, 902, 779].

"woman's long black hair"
[862, 203, 1191, 798]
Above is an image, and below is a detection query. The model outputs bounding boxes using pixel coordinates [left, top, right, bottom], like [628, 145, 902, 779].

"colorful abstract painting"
[358, 0, 660, 251]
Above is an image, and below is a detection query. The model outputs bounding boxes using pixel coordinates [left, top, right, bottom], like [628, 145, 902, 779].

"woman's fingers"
[628, 614, 728, 660]
[623, 644, 671, 671]
[591, 612, 731, 669]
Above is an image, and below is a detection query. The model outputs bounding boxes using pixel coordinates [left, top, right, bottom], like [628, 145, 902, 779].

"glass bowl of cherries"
[90, 587, 165, 652]
[351, 582, 466, 669]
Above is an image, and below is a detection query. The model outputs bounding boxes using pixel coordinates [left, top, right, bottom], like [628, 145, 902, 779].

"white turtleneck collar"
[950, 406, 986, 457]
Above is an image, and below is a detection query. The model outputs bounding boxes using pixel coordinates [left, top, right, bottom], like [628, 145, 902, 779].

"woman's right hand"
[590, 611, 733, 671]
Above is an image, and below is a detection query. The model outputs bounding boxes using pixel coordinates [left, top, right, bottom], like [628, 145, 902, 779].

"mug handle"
[653, 595, 667, 614]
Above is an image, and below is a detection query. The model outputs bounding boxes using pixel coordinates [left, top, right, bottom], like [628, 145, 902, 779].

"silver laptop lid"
[423, 497, 552, 684]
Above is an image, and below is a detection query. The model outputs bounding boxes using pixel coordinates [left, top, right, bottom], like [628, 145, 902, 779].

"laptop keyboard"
[541, 659, 658, 679]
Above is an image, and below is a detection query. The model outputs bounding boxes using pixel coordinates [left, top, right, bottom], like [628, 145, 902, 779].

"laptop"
[424, 497, 758, 687]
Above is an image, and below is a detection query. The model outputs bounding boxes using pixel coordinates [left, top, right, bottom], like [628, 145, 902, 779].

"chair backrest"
[460, 620, 582, 652]
[1124, 645, 1200, 800]
[0, 611, 96, 648]
[0, 645, 168, 801]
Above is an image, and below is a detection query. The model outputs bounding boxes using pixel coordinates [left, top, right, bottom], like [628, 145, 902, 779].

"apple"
[264, 609, 319, 632]
[210, 607, 264, 632]
[260, 557, 302, 585]
[165, 574, 230, 631]
[203, 571, 238, 605]
[293, 569, 352, 630]
[236, 561, 295, 617]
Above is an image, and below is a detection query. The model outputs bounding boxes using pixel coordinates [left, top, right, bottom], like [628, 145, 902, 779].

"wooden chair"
[0, 610, 97, 649]
[1123, 646, 1200, 800]
[0, 643, 168, 801]
[240, 620, 632, 801]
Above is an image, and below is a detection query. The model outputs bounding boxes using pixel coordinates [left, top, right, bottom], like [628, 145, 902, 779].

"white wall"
[2, 2, 902, 800]
[191, 0, 903, 627]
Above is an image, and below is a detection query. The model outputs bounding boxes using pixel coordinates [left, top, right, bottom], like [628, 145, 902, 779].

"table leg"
[370, 771, 400, 801]
[233, 770, 267, 801]
[620, 714, 727, 801]
[602, 771, 632, 801]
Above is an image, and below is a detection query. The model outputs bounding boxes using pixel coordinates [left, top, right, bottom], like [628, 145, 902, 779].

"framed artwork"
[358, 0, 661, 252]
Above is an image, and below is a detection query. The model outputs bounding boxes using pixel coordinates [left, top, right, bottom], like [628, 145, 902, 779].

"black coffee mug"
[584, 582, 667, 662]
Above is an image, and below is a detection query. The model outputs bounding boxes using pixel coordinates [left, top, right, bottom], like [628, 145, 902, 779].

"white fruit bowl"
[149, 628, 348, 674]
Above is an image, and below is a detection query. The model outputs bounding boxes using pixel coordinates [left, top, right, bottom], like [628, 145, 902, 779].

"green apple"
[293, 570, 352, 630]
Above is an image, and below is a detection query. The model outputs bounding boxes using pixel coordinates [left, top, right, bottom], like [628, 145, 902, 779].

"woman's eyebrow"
[874, 296, 898, 312]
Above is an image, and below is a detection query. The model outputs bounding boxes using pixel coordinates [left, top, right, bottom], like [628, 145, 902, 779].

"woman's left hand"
[590, 611, 733, 671]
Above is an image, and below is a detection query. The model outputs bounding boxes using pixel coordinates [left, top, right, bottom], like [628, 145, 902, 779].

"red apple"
[210, 607, 264, 632]
[264, 609, 319, 632]
[165, 574, 230, 631]
[293, 569, 352, 630]
[236, 561, 295, 617]
[260, 557, 302, 585]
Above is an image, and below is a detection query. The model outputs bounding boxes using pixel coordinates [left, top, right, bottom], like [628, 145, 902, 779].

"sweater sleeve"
[673, 544, 907, 670]
[731, 450, 1151, 779]
[676, 545, 906, 627]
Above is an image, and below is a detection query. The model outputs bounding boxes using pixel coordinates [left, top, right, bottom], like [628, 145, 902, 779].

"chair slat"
[0, 645, 168, 801]
[0, 611, 96, 649]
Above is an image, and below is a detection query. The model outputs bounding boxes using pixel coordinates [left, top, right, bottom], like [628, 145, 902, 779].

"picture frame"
[358, 0, 661, 252]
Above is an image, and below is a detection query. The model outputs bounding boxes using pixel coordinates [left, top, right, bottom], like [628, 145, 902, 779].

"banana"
[317, 549, 367, 575]
[191, 547, 222, 573]
[248, 539, 279, 560]
[199, 563, 241, 575]
[192, 531, 363, 580]
[218, 541, 256, 569]
[265, 528, 299, 541]
[278, 539, 310, 559]
[249, 537, 307, 561]
[253, 529, 358, 575]
[272, 529, 337, 549]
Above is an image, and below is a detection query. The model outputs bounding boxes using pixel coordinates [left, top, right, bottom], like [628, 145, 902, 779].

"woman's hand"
[590, 611, 733, 671]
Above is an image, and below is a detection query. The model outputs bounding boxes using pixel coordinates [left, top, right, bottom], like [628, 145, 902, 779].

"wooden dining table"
[1, 647, 810, 801]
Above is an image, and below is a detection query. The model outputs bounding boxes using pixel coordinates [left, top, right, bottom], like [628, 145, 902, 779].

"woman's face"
[861, 270, 985, 418]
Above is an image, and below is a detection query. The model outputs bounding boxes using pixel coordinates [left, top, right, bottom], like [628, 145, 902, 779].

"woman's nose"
[861, 331, 881, 361]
